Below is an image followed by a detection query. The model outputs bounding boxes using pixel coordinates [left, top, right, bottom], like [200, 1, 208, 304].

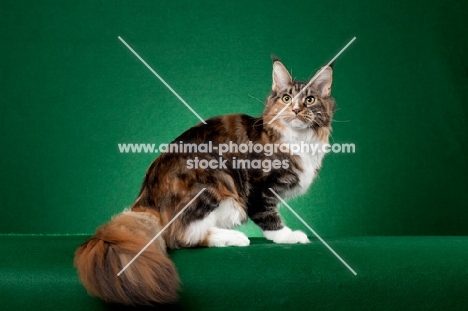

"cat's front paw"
[263, 227, 310, 244]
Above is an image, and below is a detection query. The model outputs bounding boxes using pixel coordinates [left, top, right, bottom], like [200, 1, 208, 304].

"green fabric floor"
[1, 235, 467, 310]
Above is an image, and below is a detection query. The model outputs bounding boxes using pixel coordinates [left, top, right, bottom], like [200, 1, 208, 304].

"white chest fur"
[280, 127, 325, 198]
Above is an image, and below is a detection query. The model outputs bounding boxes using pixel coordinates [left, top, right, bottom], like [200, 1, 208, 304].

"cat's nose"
[292, 108, 300, 115]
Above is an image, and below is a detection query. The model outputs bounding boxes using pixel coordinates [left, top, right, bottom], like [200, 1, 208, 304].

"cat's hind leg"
[181, 197, 250, 247]
[183, 221, 250, 247]
[263, 227, 309, 244]
[203, 197, 250, 246]
[204, 227, 250, 247]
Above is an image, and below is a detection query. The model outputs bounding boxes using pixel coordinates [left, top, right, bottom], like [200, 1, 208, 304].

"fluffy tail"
[74, 211, 180, 306]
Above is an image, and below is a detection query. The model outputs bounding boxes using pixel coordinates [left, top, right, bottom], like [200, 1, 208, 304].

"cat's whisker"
[264, 111, 289, 121]
[252, 118, 264, 128]
[248, 94, 266, 106]
[331, 119, 351, 123]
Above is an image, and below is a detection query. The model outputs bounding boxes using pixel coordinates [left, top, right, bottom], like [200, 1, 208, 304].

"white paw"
[207, 228, 250, 247]
[263, 227, 310, 244]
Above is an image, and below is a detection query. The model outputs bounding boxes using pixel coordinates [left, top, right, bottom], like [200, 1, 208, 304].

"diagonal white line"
[268, 188, 357, 276]
[117, 188, 207, 276]
[118, 36, 207, 125]
[268, 37, 356, 125]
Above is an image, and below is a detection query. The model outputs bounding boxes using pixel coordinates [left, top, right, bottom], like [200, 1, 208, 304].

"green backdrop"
[1, 0, 467, 237]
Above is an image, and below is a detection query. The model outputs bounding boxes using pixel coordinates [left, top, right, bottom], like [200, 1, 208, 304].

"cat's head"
[263, 60, 336, 141]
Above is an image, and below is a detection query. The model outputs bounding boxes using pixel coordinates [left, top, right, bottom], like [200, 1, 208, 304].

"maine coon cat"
[74, 60, 336, 306]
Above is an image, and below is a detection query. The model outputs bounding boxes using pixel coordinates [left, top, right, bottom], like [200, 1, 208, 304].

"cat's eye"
[305, 96, 315, 105]
[282, 95, 291, 103]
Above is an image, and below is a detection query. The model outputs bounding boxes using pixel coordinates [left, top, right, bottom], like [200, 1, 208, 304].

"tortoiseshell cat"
[74, 60, 335, 306]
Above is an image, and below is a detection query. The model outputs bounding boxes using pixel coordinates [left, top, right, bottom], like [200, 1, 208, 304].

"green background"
[1, 0, 467, 237]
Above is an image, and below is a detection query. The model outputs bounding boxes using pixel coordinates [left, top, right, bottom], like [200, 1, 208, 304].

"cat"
[74, 59, 335, 306]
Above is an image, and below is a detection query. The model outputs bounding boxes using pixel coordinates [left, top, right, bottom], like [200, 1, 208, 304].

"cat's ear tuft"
[272, 61, 292, 91]
[311, 66, 333, 98]
[271, 54, 281, 63]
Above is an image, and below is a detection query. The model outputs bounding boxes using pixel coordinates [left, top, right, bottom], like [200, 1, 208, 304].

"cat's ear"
[311, 66, 333, 98]
[272, 61, 292, 91]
